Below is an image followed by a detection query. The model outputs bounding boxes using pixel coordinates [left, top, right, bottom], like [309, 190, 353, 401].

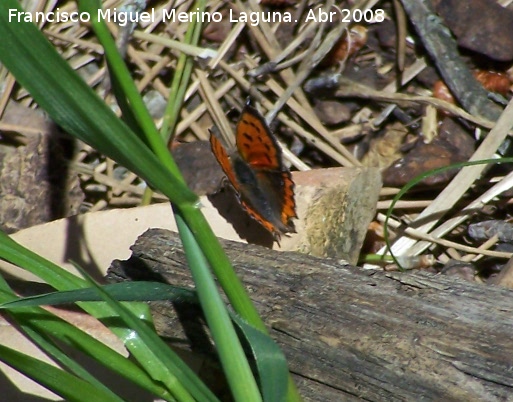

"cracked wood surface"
[107, 228, 513, 401]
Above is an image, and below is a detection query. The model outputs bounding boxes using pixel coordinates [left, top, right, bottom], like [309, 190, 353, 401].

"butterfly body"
[210, 103, 297, 241]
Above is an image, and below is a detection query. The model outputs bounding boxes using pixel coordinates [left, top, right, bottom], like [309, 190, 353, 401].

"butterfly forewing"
[236, 105, 282, 170]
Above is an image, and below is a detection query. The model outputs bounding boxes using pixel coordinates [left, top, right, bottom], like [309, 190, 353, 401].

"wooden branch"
[107, 229, 513, 401]
[399, 0, 502, 121]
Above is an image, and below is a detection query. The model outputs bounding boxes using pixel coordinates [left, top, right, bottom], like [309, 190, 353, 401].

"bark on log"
[107, 228, 513, 402]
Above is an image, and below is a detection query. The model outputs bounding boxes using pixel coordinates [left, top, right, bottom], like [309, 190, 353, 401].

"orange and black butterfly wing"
[239, 198, 279, 236]
[209, 131, 239, 191]
[235, 103, 297, 235]
[255, 170, 296, 231]
[278, 172, 297, 230]
[212, 103, 297, 241]
[234, 169, 296, 242]
[235, 103, 283, 170]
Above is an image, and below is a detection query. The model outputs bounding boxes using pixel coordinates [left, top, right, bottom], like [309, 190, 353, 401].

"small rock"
[434, 0, 513, 61]
[171, 141, 225, 196]
[313, 99, 351, 126]
[441, 260, 477, 282]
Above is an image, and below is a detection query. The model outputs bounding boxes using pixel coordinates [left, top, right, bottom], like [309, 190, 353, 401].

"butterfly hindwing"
[280, 172, 297, 227]
[240, 199, 277, 235]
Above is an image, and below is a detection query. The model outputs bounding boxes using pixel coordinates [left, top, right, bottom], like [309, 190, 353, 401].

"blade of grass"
[2, 280, 289, 401]
[231, 314, 289, 402]
[78, 0, 184, 180]
[0, 231, 86, 290]
[0, 278, 121, 397]
[175, 207, 303, 401]
[0, 273, 178, 401]
[16, 324, 124, 399]
[0, 1, 196, 208]
[0, 282, 196, 308]
[0, 344, 124, 402]
[175, 211, 262, 401]
[69, 262, 220, 402]
[0, 231, 217, 401]
[161, 0, 207, 143]
[1, 275, 293, 402]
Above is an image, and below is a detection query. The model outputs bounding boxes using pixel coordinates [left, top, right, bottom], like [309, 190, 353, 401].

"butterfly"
[209, 101, 297, 242]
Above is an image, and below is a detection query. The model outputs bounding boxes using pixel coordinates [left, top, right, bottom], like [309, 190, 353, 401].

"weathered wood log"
[107, 228, 513, 401]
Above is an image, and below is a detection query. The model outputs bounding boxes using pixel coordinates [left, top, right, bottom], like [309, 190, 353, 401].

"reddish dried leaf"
[433, 70, 511, 106]
[321, 25, 368, 67]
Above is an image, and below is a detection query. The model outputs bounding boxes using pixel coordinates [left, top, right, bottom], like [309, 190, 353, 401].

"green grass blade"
[0, 282, 197, 308]
[161, 0, 206, 143]
[0, 344, 124, 402]
[2, 279, 287, 401]
[230, 314, 289, 402]
[0, 278, 173, 400]
[0, 1, 196, 208]
[0, 232, 215, 400]
[178, 205, 266, 327]
[0, 231, 86, 290]
[70, 263, 219, 402]
[79, 0, 184, 179]
[16, 324, 122, 398]
[175, 212, 263, 402]
[16, 310, 173, 400]
[107, 65, 145, 141]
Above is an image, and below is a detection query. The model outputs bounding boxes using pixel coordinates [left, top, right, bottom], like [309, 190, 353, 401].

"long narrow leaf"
[0, 344, 124, 402]
[0, 282, 197, 309]
[0, 232, 215, 400]
[0, 280, 172, 400]
[161, 0, 207, 142]
[231, 314, 289, 402]
[0, 231, 85, 290]
[0, 1, 196, 208]
[79, 0, 184, 177]
[18, 325, 122, 399]
[70, 264, 219, 402]
[175, 212, 263, 402]
[14, 310, 173, 400]
[2, 279, 288, 401]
